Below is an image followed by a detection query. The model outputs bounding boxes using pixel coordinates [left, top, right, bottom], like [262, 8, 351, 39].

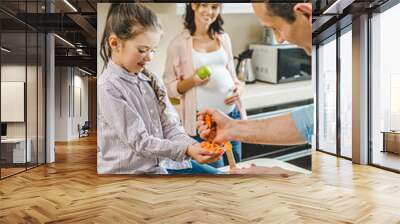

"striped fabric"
[97, 60, 195, 174]
[142, 68, 167, 114]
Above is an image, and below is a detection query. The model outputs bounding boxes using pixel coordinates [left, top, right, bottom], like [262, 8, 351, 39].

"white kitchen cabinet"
[241, 80, 313, 111]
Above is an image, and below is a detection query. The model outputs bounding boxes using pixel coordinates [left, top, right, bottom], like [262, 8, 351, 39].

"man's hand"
[197, 108, 235, 144]
[186, 143, 221, 164]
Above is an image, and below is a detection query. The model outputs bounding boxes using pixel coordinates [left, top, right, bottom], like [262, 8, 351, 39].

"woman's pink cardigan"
[163, 30, 247, 136]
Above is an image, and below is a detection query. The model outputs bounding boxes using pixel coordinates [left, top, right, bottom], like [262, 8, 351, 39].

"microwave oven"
[249, 44, 311, 84]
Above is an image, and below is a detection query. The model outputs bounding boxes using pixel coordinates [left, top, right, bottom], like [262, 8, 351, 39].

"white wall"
[1, 65, 26, 140]
[73, 73, 89, 138]
[1, 65, 25, 126]
[97, 3, 263, 77]
[1, 64, 46, 164]
[76, 74, 89, 124]
[55, 66, 68, 141]
[97, 3, 109, 75]
[55, 67, 89, 141]
[1, 65, 33, 138]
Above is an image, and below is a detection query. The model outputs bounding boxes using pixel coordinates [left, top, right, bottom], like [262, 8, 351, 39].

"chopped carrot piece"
[204, 114, 213, 128]
[199, 140, 232, 159]
[224, 142, 232, 151]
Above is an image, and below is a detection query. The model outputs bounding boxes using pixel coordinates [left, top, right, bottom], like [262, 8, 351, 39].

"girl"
[97, 3, 221, 174]
[163, 3, 247, 168]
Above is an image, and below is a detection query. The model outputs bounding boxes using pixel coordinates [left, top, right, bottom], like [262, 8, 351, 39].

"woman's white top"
[192, 46, 236, 114]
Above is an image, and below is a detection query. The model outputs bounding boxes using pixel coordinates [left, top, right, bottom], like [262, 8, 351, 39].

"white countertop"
[241, 80, 313, 110]
[218, 158, 311, 174]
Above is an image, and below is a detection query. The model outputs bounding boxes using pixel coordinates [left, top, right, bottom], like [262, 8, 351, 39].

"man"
[197, 1, 313, 174]
[252, 1, 312, 55]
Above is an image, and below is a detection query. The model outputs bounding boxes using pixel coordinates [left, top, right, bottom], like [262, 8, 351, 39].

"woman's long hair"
[183, 3, 224, 39]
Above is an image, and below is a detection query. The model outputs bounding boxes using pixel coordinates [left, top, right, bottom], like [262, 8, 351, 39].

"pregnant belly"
[196, 67, 235, 114]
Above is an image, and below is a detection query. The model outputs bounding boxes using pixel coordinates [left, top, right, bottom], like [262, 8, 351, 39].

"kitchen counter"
[241, 80, 313, 111]
[218, 158, 312, 174]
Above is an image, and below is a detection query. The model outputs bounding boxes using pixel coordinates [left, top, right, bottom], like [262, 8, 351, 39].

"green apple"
[197, 65, 212, 80]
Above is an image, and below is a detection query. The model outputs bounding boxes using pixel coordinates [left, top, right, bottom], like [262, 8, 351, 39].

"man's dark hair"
[264, 0, 310, 23]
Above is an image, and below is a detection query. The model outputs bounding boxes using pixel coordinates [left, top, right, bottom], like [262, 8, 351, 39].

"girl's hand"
[186, 143, 221, 164]
[224, 81, 244, 105]
[197, 108, 234, 144]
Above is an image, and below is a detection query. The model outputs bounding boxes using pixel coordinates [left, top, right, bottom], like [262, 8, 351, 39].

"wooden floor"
[1, 167, 26, 178]
[1, 135, 400, 224]
[1, 163, 45, 178]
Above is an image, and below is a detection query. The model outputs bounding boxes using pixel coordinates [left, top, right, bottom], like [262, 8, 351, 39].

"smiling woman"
[184, 3, 224, 39]
[163, 3, 247, 169]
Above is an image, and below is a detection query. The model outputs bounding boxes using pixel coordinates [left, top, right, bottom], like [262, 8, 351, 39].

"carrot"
[224, 142, 232, 151]
[199, 140, 235, 168]
[204, 114, 213, 128]
[200, 141, 232, 156]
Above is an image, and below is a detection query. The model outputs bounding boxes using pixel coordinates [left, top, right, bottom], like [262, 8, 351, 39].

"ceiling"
[312, 0, 391, 44]
[7, 0, 394, 73]
[0, 0, 97, 74]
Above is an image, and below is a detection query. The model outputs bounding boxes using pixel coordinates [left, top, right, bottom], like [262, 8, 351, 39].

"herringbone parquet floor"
[0, 134, 399, 224]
